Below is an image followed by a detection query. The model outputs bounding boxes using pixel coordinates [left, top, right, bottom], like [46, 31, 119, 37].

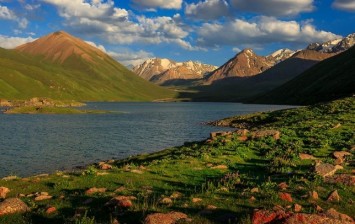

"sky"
[0, 0, 354, 67]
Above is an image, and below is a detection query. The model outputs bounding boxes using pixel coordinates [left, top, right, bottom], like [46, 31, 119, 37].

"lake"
[0, 102, 293, 177]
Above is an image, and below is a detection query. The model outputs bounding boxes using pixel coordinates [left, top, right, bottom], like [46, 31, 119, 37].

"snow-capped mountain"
[267, 49, 296, 63]
[133, 58, 217, 84]
[307, 33, 355, 53]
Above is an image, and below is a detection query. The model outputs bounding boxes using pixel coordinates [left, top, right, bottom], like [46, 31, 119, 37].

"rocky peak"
[267, 49, 295, 63]
[307, 33, 355, 53]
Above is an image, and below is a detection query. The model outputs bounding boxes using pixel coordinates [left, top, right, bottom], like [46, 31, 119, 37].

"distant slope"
[250, 46, 355, 105]
[0, 31, 175, 101]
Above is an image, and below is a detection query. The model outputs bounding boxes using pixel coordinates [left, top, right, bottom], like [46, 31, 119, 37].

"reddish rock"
[0, 187, 10, 199]
[99, 163, 112, 170]
[251, 187, 259, 193]
[326, 208, 354, 223]
[309, 191, 319, 200]
[279, 192, 293, 202]
[46, 206, 57, 214]
[192, 198, 203, 203]
[160, 197, 173, 205]
[333, 151, 352, 160]
[294, 204, 302, 212]
[299, 153, 317, 160]
[85, 187, 107, 195]
[237, 136, 249, 141]
[327, 190, 340, 202]
[278, 182, 288, 190]
[34, 195, 52, 201]
[252, 209, 289, 224]
[106, 196, 136, 209]
[235, 129, 249, 136]
[144, 211, 188, 224]
[325, 174, 355, 186]
[0, 198, 29, 216]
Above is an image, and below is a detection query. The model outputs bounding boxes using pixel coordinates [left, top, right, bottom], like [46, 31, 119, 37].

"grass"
[0, 97, 354, 223]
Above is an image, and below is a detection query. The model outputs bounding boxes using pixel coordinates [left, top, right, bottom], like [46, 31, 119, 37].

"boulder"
[325, 174, 355, 186]
[106, 196, 136, 209]
[46, 206, 57, 214]
[160, 197, 173, 205]
[235, 129, 249, 136]
[333, 151, 352, 160]
[99, 163, 112, 170]
[252, 208, 290, 224]
[0, 187, 10, 199]
[299, 153, 317, 160]
[144, 212, 188, 224]
[210, 131, 232, 140]
[251, 130, 281, 140]
[85, 187, 107, 195]
[251, 187, 259, 193]
[327, 190, 340, 202]
[294, 204, 302, 212]
[326, 208, 354, 223]
[34, 195, 52, 201]
[278, 182, 288, 190]
[192, 198, 203, 203]
[0, 198, 29, 216]
[278, 192, 293, 202]
[309, 191, 319, 200]
[315, 163, 343, 177]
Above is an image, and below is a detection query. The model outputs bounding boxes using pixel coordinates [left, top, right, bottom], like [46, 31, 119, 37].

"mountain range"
[0, 31, 174, 101]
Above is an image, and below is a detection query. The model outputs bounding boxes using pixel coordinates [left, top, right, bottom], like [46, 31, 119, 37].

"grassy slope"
[0, 48, 175, 101]
[0, 97, 354, 223]
[250, 46, 355, 105]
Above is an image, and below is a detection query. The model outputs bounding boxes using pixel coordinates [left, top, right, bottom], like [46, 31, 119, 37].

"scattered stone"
[251, 187, 259, 193]
[327, 190, 340, 202]
[85, 187, 107, 195]
[299, 153, 317, 160]
[235, 129, 249, 136]
[99, 163, 112, 170]
[46, 206, 57, 214]
[38, 192, 49, 196]
[325, 174, 355, 186]
[160, 197, 173, 205]
[0, 187, 10, 199]
[0, 99, 12, 107]
[170, 192, 183, 199]
[144, 211, 188, 224]
[237, 136, 248, 142]
[278, 192, 293, 202]
[114, 186, 126, 193]
[251, 130, 281, 140]
[131, 169, 144, 174]
[219, 187, 229, 192]
[252, 208, 290, 224]
[106, 196, 136, 209]
[249, 196, 256, 202]
[315, 163, 343, 177]
[206, 163, 213, 167]
[315, 205, 323, 212]
[333, 151, 352, 160]
[294, 204, 302, 212]
[210, 131, 232, 140]
[0, 198, 29, 216]
[309, 191, 319, 200]
[192, 198, 202, 203]
[211, 165, 228, 169]
[18, 194, 25, 198]
[278, 182, 288, 190]
[326, 208, 354, 223]
[206, 205, 217, 210]
[332, 123, 342, 129]
[34, 195, 52, 201]
[2, 176, 18, 181]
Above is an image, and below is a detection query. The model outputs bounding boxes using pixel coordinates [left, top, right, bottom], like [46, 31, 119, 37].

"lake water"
[0, 102, 293, 177]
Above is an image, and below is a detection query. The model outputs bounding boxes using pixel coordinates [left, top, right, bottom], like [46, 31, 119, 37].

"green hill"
[249, 46, 355, 105]
[0, 31, 175, 101]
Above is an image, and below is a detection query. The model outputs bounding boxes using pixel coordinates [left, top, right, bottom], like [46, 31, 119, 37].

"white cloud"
[197, 16, 341, 48]
[107, 49, 154, 66]
[0, 35, 36, 49]
[85, 40, 107, 53]
[131, 0, 182, 10]
[185, 0, 230, 20]
[0, 5, 16, 20]
[25, 4, 41, 11]
[232, 47, 241, 53]
[332, 0, 355, 11]
[230, 0, 314, 16]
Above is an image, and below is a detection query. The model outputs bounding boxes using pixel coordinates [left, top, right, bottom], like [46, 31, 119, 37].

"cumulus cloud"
[0, 5, 16, 19]
[85, 40, 107, 53]
[197, 16, 341, 48]
[332, 0, 355, 11]
[230, 0, 314, 16]
[131, 0, 182, 10]
[185, 0, 230, 20]
[0, 35, 36, 49]
[107, 49, 154, 66]
[43, 0, 195, 50]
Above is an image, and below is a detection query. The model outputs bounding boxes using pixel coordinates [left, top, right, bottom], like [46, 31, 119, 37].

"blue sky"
[0, 0, 354, 66]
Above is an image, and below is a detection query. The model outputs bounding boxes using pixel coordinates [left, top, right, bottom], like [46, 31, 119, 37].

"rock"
[144, 212, 188, 224]
[0, 187, 10, 199]
[38, 192, 49, 196]
[315, 163, 343, 177]
[34, 195, 52, 201]
[332, 123, 342, 129]
[283, 213, 334, 224]
[294, 204, 302, 212]
[207, 205, 217, 210]
[46, 206, 57, 214]
[327, 190, 340, 202]
[2, 176, 18, 181]
[160, 197, 173, 205]
[0, 198, 29, 216]
[326, 208, 354, 223]
[170, 192, 183, 199]
[252, 208, 290, 224]
[325, 174, 355, 186]
[192, 198, 203, 203]
[85, 187, 107, 195]
[210, 131, 232, 140]
[211, 165, 228, 169]
[131, 169, 144, 174]
[309, 191, 319, 200]
[0, 99, 12, 107]
[315, 205, 323, 212]
[237, 136, 248, 142]
[106, 196, 136, 209]
[235, 129, 249, 136]
[299, 153, 317, 160]
[251, 130, 281, 140]
[250, 196, 256, 202]
[114, 186, 126, 193]
[99, 163, 112, 170]
[278, 192, 293, 202]
[251, 187, 259, 193]
[278, 182, 288, 190]
[333, 151, 352, 160]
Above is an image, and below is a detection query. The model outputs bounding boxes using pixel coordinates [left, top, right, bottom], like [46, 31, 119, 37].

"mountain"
[249, 46, 355, 105]
[0, 31, 174, 101]
[266, 48, 296, 63]
[133, 58, 217, 85]
[307, 33, 355, 53]
[204, 49, 275, 84]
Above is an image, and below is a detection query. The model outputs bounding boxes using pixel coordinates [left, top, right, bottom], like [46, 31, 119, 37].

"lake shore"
[0, 97, 354, 224]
